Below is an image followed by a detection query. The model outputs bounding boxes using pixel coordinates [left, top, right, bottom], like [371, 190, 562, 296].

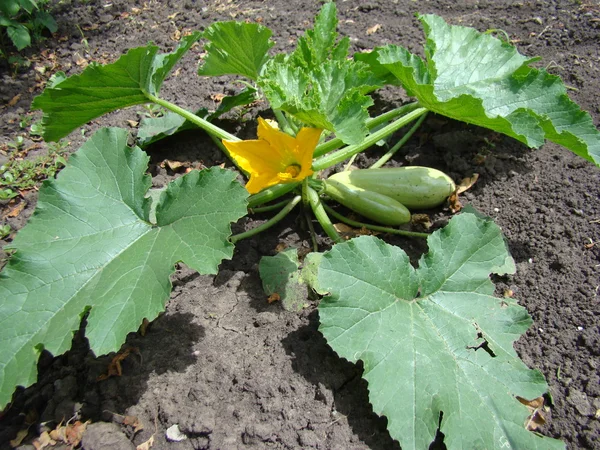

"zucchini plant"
[1, 2, 599, 448]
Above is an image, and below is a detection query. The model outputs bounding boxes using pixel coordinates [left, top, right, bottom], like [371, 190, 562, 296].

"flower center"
[282, 164, 301, 178]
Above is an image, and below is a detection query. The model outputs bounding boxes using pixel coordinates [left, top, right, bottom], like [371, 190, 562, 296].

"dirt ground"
[0, 0, 599, 449]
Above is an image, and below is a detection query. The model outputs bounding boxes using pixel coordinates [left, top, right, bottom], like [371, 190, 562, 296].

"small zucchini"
[328, 166, 455, 210]
[323, 179, 411, 226]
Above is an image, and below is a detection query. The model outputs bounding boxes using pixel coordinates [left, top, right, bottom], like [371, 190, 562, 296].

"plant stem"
[305, 182, 343, 244]
[145, 93, 240, 142]
[304, 208, 320, 252]
[247, 183, 299, 209]
[230, 195, 302, 243]
[273, 109, 295, 135]
[312, 102, 420, 158]
[249, 198, 292, 213]
[370, 111, 428, 169]
[312, 107, 428, 171]
[322, 203, 429, 239]
[343, 153, 358, 172]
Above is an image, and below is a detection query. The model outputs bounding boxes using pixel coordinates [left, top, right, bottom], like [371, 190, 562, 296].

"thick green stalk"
[322, 203, 429, 239]
[230, 195, 302, 243]
[312, 107, 428, 171]
[312, 102, 420, 158]
[249, 198, 292, 213]
[247, 183, 299, 209]
[305, 182, 342, 244]
[370, 112, 428, 169]
[273, 109, 295, 135]
[145, 93, 240, 142]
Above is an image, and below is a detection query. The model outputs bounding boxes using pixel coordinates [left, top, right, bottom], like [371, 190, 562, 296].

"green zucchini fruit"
[328, 166, 455, 210]
[323, 179, 411, 226]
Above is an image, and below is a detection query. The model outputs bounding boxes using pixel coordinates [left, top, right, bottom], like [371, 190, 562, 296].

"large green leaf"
[290, 1, 349, 69]
[370, 14, 600, 166]
[258, 3, 381, 145]
[31, 32, 201, 142]
[197, 21, 273, 80]
[317, 213, 564, 450]
[0, 127, 248, 409]
[259, 248, 308, 311]
[260, 57, 379, 145]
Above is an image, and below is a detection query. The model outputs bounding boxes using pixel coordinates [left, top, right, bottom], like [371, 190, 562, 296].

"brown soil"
[1, 1, 599, 449]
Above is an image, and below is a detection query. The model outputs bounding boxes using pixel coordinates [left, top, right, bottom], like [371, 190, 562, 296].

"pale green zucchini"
[328, 166, 455, 210]
[323, 179, 411, 226]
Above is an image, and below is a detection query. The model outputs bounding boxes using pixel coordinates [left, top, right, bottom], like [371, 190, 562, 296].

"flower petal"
[222, 139, 281, 177]
[257, 117, 297, 159]
[245, 171, 283, 194]
[294, 126, 322, 169]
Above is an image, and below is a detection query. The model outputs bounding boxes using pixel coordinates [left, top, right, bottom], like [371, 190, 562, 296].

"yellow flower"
[222, 117, 322, 194]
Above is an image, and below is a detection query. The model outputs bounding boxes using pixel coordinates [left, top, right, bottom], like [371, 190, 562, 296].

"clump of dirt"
[0, 1, 599, 449]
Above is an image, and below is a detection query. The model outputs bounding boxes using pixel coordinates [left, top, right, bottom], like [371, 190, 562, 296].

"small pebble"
[166, 424, 187, 442]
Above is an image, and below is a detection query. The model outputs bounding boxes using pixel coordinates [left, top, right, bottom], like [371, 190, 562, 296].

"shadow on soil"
[0, 312, 204, 446]
[282, 311, 401, 450]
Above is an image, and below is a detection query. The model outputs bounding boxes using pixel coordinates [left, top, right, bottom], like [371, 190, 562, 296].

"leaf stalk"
[230, 195, 302, 243]
[322, 203, 429, 239]
[305, 182, 342, 244]
[247, 183, 299, 209]
[312, 102, 420, 158]
[145, 93, 240, 142]
[312, 107, 428, 171]
[370, 111, 428, 169]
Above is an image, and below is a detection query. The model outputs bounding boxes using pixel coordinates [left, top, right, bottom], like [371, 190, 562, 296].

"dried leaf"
[97, 347, 141, 380]
[449, 174, 479, 213]
[8, 94, 22, 107]
[517, 396, 547, 431]
[72, 52, 87, 66]
[32, 431, 56, 450]
[49, 419, 89, 447]
[164, 160, 186, 172]
[366, 24, 382, 35]
[411, 214, 432, 230]
[456, 173, 479, 195]
[211, 93, 226, 103]
[333, 223, 377, 239]
[447, 191, 462, 213]
[267, 293, 280, 303]
[123, 415, 144, 434]
[3, 201, 26, 219]
[137, 435, 154, 450]
[9, 429, 29, 447]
